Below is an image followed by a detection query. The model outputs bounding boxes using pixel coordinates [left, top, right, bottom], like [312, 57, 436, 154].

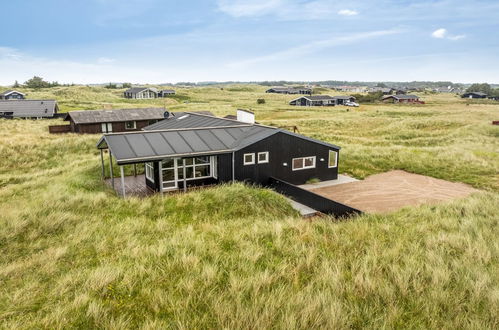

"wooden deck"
[105, 174, 154, 198]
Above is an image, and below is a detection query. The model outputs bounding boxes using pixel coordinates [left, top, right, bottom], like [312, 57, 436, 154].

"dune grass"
[0, 86, 498, 328]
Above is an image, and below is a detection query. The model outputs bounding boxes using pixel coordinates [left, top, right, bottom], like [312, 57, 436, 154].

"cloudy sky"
[1, 0, 498, 85]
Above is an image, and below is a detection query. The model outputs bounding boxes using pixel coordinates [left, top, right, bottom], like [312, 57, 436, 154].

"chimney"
[236, 109, 255, 124]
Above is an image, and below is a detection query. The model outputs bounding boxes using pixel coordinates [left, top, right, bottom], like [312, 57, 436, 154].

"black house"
[123, 87, 158, 99]
[289, 95, 336, 106]
[97, 110, 340, 196]
[0, 90, 25, 100]
[462, 92, 487, 99]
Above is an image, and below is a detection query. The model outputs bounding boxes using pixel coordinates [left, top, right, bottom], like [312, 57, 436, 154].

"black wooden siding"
[235, 131, 339, 185]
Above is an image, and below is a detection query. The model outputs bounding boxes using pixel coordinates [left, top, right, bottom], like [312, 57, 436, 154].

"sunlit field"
[0, 85, 498, 328]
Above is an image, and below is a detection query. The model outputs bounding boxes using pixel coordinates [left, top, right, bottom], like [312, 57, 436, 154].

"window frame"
[328, 150, 338, 168]
[125, 121, 136, 130]
[145, 162, 154, 182]
[257, 151, 269, 164]
[243, 153, 255, 165]
[291, 156, 316, 171]
[101, 122, 112, 133]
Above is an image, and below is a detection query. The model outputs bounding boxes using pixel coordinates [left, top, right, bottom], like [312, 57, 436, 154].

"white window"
[145, 162, 154, 182]
[125, 121, 136, 130]
[243, 153, 255, 165]
[328, 150, 338, 168]
[292, 156, 316, 171]
[257, 152, 269, 164]
[101, 123, 112, 133]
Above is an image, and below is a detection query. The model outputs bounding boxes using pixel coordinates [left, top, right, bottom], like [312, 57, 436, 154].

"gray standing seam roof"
[97, 123, 341, 165]
[0, 90, 25, 97]
[0, 100, 57, 117]
[143, 112, 247, 130]
[97, 125, 280, 164]
[66, 108, 167, 124]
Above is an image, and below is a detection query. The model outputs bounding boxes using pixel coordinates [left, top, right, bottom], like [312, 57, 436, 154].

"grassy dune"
[0, 86, 498, 328]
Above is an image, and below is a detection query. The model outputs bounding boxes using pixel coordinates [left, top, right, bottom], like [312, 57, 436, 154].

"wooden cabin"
[50, 108, 168, 134]
[123, 87, 158, 99]
[0, 100, 58, 119]
[289, 95, 336, 106]
[382, 94, 422, 103]
[462, 92, 487, 99]
[0, 90, 25, 100]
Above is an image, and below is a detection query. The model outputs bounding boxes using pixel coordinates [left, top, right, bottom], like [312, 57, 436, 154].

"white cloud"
[216, 0, 337, 19]
[431, 28, 447, 38]
[228, 29, 402, 68]
[97, 57, 116, 64]
[217, 0, 284, 17]
[449, 34, 466, 41]
[338, 9, 358, 16]
[431, 28, 465, 41]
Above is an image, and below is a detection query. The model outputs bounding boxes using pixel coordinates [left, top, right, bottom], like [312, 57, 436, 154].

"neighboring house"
[266, 87, 312, 95]
[335, 86, 368, 93]
[0, 100, 58, 119]
[289, 95, 335, 106]
[158, 89, 176, 97]
[332, 96, 356, 105]
[54, 108, 168, 134]
[488, 96, 499, 101]
[97, 110, 340, 194]
[123, 87, 158, 99]
[381, 94, 422, 103]
[462, 92, 487, 99]
[368, 87, 394, 94]
[0, 90, 26, 100]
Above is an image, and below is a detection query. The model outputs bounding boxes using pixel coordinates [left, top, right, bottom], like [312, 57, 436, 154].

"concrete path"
[299, 174, 358, 190]
[285, 197, 318, 217]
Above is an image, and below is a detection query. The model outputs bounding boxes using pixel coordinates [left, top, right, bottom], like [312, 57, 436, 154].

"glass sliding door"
[161, 156, 216, 190]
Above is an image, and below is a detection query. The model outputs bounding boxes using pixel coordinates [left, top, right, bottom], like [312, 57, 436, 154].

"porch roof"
[97, 125, 279, 164]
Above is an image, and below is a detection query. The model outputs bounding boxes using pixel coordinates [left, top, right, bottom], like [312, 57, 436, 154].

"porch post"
[133, 164, 137, 177]
[158, 160, 164, 196]
[232, 152, 235, 183]
[182, 159, 187, 192]
[120, 166, 126, 198]
[100, 149, 105, 180]
[109, 151, 114, 190]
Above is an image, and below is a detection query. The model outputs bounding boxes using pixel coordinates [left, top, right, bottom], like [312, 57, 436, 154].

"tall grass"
[0, 86, 498, 328]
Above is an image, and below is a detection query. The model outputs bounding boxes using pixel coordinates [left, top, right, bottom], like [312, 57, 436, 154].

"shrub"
[257, 98, 266, 104]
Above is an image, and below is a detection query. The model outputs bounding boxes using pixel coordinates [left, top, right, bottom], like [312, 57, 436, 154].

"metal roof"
[332, 95, 355, 100]
[293, 95, 334, 101]
[66, 108, 167, 124]
[0, 100, 58, 117]
[390, 94, 419, 100]
[124, 87, 158, 94]
[0, 90, 25, 97]
[143, 111, 247, 130]
[97, 125, 279, 164]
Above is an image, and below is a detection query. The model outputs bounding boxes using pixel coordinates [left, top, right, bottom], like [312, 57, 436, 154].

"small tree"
[13, 80, 20, 88]
[105, 83, 117, 89]
[257, 98, 266, 104]
[24, 76, 51, 89]
[122, 82, 132, 88]
[466, 83, 492, 95]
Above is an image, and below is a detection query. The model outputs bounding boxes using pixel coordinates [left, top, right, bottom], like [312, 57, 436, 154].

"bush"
[257, 98, 266, 104]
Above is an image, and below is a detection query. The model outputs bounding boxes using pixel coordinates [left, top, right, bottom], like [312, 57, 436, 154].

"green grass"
[0, 86, 498, 328]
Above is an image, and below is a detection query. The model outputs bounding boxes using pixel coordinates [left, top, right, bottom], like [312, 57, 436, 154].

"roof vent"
[164, 111, 170, 118]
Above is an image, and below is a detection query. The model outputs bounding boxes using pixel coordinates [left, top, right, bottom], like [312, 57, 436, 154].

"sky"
[0, 0, 498, 85]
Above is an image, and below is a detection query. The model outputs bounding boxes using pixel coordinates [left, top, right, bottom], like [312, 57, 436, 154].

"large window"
[145, 162, 154, 182]
[292, 156, 316, 171]
[101, 123, 112, 133]
[257, 152, 269, 164]
[243, 153, 255, 165]
[328, 150, 338, 168]
[162, 156, 213, 182]
[125, 121, 136, 130]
